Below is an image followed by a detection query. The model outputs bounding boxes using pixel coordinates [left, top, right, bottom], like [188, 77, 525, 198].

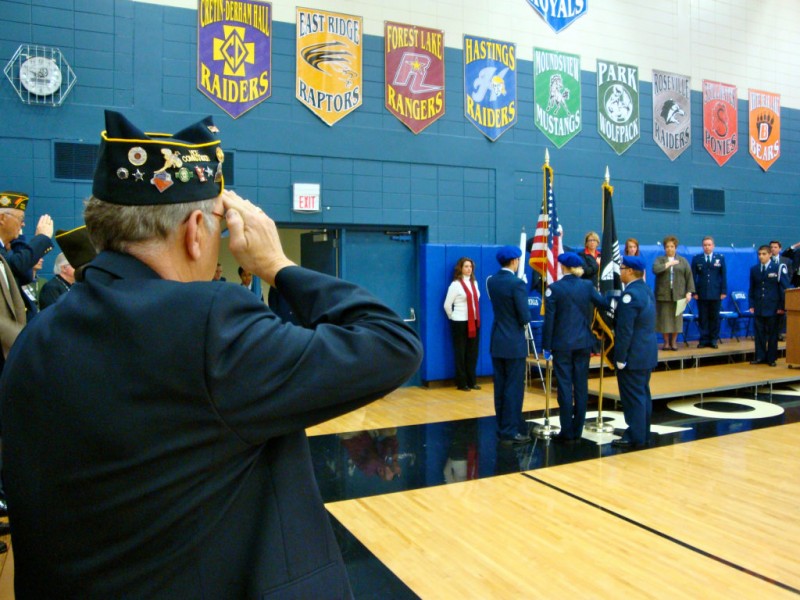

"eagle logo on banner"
[296, 8, 362, 126]
[534, 48, 581, 148]
[384, 22, 445, 134]
[596, 59, 640, 155]
[464, 35, 517, 141]
[652, 70, 691, 161]
[197, 0, 272, 119]
[748, 89, 781, 172]
[702, 80, 738, 167]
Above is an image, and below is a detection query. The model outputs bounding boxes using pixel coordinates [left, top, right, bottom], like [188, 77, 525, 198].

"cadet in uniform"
[613, 255, 658, 449]
[542, 252, 610, 442]
[749, 245, 791, 366]
[691, 236, 727, 348]
[487, 246, 531, 445]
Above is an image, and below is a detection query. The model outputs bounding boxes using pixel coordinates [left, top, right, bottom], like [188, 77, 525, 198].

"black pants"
[451, 320, 479, 388]
[754, 314, 779, 363]
[697, 298, 721, 344]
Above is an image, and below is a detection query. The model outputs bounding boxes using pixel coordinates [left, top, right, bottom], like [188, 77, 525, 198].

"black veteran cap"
[0, 191, 29, 211]
[55, 226, 96, 271]
[92, 110, 224, 206]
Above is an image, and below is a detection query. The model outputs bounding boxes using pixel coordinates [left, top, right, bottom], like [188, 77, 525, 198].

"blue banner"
[525, 0, 587, 33]
[463, 35, 517, 142]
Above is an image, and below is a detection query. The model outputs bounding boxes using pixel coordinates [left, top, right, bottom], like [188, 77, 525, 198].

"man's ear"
[184, 210, 204, 261]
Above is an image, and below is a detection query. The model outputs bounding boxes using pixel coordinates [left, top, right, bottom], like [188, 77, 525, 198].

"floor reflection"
[312, 391, 800, 598]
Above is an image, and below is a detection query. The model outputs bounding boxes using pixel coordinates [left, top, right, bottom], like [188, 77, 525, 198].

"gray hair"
[84, 196, 218, 253]
[53, 252, 70, 274]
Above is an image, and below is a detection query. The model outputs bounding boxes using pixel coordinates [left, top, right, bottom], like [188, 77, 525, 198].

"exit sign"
[293, 183, 321, 213]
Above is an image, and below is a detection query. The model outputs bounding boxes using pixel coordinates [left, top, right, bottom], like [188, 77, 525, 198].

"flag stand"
[533, 357, 559, 438]
[585, 335, 614, 433]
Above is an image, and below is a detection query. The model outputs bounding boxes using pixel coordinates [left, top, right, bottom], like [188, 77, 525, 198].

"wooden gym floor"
[1, 342, 799, 598]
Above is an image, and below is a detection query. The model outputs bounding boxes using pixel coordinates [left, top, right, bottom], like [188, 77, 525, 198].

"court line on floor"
[520, 471, 800, 596]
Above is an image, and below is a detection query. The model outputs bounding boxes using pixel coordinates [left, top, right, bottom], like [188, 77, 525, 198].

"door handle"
[403, 308, 416, 322]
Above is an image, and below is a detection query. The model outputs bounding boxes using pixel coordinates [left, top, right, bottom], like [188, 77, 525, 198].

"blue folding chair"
[719, 296, 740, 342]
[731, 291, 754, 339]
[681, 297, 699, 346]
[527, 293, 545, 391]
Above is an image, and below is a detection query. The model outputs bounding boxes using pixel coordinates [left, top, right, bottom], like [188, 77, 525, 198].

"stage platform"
[529, 340, 785, 373]
[588, 359, 800, 402]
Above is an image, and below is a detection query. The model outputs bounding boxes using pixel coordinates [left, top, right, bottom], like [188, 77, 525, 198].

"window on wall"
[53, 142, 235, 185]
[692, 188, 725, 214]
[643, 183, 679, 211]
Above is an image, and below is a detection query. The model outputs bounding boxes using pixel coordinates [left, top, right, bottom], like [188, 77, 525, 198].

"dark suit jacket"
[542, 275, 610, 352]
[0, 255, 25, 369]
[38, 274, 71, 310]
[487, 268, 529, 359]
[614, 279, 658, 370]
[781, 247, 800, 286]
[1, 251, 422, 599]
[749, 261, 791, 316]
[691, 252, 727, 299]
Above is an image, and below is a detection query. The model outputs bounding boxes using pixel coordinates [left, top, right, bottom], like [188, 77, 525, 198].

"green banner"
[534, 48, 581, 148]
[596, 59, 640, 155]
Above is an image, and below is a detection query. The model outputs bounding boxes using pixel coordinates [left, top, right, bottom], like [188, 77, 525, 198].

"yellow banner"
[296, 8, 362, 126]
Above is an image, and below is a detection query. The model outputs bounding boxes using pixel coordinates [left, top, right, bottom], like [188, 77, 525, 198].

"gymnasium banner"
[534, 48, 581, 148]
[702, 80, 738, 167]
[385, 22, 445, 134]
[652, 70, 690, 161]
[596, 59, 639, 155]
[463, 35, 516, 141]
[296, 8, 362, 126]
[525, 0, 587, 33]
[748, 89, 781, 172]
[197, 0, 272, 119]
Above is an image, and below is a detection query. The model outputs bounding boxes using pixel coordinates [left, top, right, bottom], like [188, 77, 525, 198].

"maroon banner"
[385, 21, 445, 134]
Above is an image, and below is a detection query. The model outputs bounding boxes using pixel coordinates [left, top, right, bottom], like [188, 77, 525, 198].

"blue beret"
[93, 110, 224, 206]
[558, 252, 583, 268]
[622, 255, 645, 271]
[496, 245, 522, 264]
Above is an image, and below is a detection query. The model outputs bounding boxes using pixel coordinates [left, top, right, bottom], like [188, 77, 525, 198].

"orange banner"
[748, 88, 780, 172]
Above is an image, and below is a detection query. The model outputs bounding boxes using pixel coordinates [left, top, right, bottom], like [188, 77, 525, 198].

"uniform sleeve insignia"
[545, 288, 552, 297]
[622, 294, 632, 304]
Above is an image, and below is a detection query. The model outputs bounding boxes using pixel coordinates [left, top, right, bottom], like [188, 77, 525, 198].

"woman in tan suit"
[652, 235, 694, 350]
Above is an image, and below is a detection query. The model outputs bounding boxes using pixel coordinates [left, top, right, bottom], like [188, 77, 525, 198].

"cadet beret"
[55, 226, 96, 271]
[0, 191, 29, 211]
[92, 110, 224, 206]
[558, 252, 583, 268]
[496, 245, 522, 264]
[622, 255, 645, 271]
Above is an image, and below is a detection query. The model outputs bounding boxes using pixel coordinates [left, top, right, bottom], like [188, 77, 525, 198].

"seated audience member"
[238, 265, 263, 301]
[0, 110, 422, 598]
[38, 253, 76, 309]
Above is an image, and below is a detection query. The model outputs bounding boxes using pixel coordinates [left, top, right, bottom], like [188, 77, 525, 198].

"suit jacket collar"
[84, 251, 163, 283]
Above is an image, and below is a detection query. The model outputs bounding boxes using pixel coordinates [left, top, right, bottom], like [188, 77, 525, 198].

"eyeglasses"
[1, 211, 24, 227]
[211, 211, 228, 234]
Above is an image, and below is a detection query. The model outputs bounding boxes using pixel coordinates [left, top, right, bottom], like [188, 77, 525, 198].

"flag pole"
[534, 149, 559, 440]
[586, 166, 615, 434]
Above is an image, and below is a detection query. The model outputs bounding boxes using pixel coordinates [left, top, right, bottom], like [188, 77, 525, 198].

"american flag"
[529, 163, 563, 285]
